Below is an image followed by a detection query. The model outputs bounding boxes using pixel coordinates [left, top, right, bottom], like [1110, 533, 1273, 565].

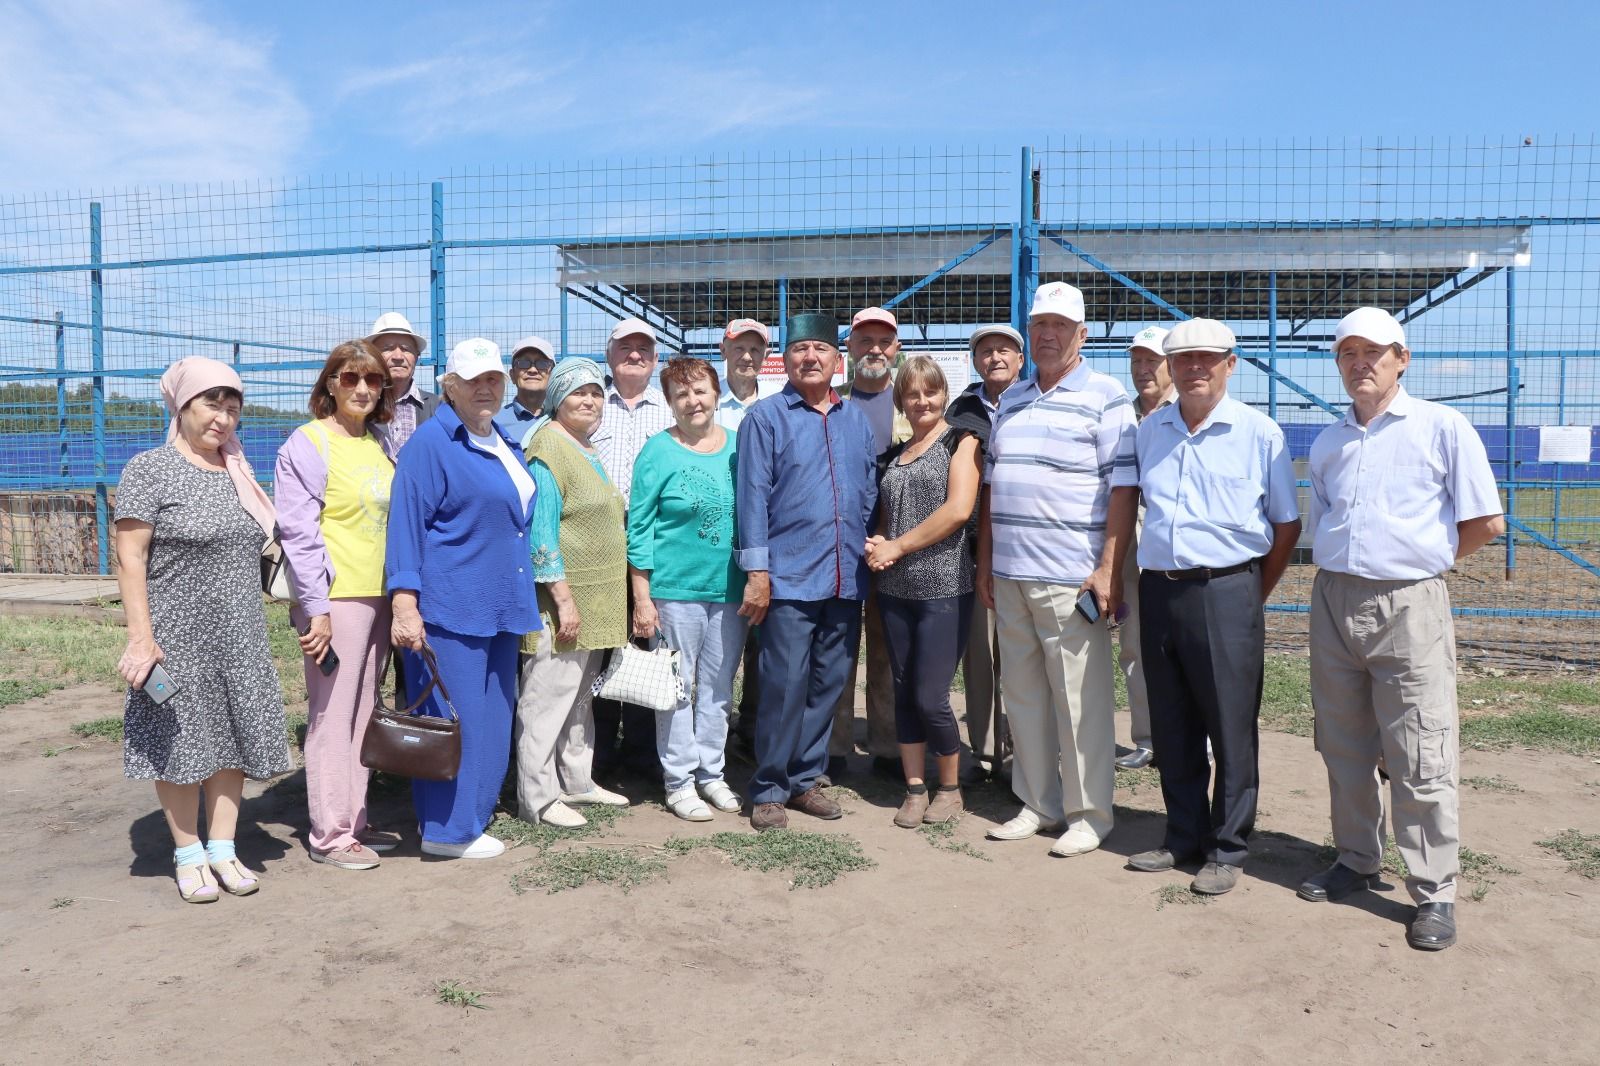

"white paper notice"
[1537, 426, 1594, 464]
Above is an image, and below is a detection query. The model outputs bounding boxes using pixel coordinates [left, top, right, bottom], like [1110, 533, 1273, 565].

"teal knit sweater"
[626, 430, 746, 603]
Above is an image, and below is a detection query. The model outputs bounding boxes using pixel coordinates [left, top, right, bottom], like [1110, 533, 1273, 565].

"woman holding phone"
[114, 357, 290, 903]
[274, 340, 397, 871]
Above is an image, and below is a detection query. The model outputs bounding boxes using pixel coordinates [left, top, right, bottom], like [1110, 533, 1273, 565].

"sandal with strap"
[210, 857, 260, 896]
[175, 862, 220, 903]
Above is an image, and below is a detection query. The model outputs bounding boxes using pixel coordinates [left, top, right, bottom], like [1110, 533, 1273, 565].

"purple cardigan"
[272, 426, 339, 616]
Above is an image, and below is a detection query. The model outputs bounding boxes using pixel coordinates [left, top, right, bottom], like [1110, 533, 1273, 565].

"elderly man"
[946, 323, 1024, 780]
[978, 283, 1137, 856]
[1297, 308, 1503, 951]
[1127, 319, 1300, 896]
[367, 312, 439, 458]
[591, 317, 676, 778]
[830, 305, 910, 778]
[736, 313, 878, 830]
[717, 318, 768, 432]
[494, 335, 555, 445]
[1115, 325, 1175, 772]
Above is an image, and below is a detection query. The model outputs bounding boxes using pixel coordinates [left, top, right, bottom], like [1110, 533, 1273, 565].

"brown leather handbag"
[360, 644, 461, 781]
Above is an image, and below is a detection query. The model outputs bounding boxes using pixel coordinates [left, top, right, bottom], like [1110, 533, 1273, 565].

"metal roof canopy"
[557, 222, 1532, 335]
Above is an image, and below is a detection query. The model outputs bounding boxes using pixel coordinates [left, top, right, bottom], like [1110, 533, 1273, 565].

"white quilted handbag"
[592, 630, 686, 712]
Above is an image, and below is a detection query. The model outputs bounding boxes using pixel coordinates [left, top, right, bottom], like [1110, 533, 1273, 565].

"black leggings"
[878, 592, 974, 757]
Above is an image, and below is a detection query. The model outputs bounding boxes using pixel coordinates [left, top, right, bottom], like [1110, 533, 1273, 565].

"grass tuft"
[1461, 708, 1600, 756]
[1115, 765, 1162, 796]
[1, 678, 60, 708]
[917, 817, 991, 862]
[490, 803, 630, 850]
[71, 716, 123, 742]
[1536, 829, 1600, 880]
[50, 897, 74, 909]
[434, 980, 490, 1010]
[1154, 883, 1210, 910]
[510, 846, 667, 895]
[664, 829, 875, 889]
[1463, 774, 1524, 794]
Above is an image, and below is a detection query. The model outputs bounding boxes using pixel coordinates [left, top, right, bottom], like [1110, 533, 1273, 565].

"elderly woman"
[628, 358, 747, 821]
[274, 340, 396, 871]
[512, 358, 631, 829]
[386, 338, 540, 860]
[866, 356, 982, 828]
[114, 357, 290, 902]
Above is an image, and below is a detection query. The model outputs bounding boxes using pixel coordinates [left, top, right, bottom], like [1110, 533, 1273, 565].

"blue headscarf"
[520, 357, 606, 450]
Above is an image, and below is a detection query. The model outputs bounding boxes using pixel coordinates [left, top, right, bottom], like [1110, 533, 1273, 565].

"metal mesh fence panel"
[1, 141, 1596, 663]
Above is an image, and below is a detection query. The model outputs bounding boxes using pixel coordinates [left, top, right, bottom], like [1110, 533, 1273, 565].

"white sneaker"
[540, 800, 588, 828]
[1049, 828, 1102, 857]
[561, 786, 631, 807]
[699, 779, 741, 813]
[420, 833, 506, 860]
[986, 808, 1066, 841]
[666, 786, 714, 822]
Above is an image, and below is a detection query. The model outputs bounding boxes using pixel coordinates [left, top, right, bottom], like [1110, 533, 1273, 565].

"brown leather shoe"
[893, 791, 929, 828]
[922, 787, 964, 824]
[787, 786, 842, 820]
[750, 802, 788, 831]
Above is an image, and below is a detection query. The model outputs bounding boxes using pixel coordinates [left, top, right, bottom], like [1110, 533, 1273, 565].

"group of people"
[112, 286, 1501, 952]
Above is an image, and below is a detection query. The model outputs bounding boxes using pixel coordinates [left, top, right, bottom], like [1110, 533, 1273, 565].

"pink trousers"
[298, 597, 392, 853]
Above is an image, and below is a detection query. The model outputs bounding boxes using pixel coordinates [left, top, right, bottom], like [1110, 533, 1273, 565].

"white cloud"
[0, 0, 308, 191]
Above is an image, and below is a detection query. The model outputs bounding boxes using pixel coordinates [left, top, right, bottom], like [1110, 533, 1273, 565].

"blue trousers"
[749, 598, 860, 805]
[405, 625, 519, 845]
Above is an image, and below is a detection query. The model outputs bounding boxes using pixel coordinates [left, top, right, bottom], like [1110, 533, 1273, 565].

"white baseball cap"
[969, 323, 1024, 351]
[366, 312, 428, 353]
[1163, 318, 1236, 356]
[851, 306, 898, 332]
[446, 338, 505, 381]
[1333, 307, 1407, 352]
[724, 318, 770, 343]
[1029, 282, 1085, 322]
[608, 317, 657, 344]
[510, 335, 555, 362]
[1127, 325, 1171, 354]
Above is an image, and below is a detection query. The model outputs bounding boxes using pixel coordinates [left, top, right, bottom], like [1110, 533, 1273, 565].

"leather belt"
[1151, 559, 1257, 582]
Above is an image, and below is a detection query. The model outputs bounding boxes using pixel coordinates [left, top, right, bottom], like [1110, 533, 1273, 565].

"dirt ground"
[3, 681, 1599, 1066]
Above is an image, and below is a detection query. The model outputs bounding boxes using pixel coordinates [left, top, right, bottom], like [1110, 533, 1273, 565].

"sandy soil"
[2, 682, 1598, 1066]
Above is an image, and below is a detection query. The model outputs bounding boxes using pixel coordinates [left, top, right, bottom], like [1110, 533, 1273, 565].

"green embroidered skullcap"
[785, 313, 838, 349]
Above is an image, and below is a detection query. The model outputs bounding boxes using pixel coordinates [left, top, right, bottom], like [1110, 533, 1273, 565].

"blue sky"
[2, 0, 1597, 191]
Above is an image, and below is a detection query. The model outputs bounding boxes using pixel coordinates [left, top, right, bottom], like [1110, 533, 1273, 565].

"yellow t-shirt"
[303, 424, 393, 599]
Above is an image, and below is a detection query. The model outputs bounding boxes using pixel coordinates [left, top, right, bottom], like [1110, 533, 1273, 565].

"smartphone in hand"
[1074, 588, 1102, 625]
[142, 662, 181, 706]
[299, 623, 340, 677]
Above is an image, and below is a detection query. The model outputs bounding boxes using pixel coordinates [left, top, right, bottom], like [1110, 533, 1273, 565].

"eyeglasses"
[337, 371, 387, 390]
[511, 357, 554, 371]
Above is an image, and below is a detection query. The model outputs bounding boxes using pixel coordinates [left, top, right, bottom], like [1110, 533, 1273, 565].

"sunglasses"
[511, 357, 554, 371]
[336, 371, 388, 390]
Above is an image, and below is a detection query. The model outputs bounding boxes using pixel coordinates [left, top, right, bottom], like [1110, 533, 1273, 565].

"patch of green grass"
[917, 817, 991, 862]
[1461, 707, 1600, 755]
[1457, 671, 1600, 708]
[510, 846, 667, 895]
[664, 829, 875, 889]
[0, 616, 123, 684]
[1154, 883, 1210, 910]
[1115, 765, 1161, 795]
[50, 897, 74, 909]
[1260, 655, 1313, 736]
[1463, 774, 1524, 794]
[490, 802, 631, 850]
[71, 716, 123, 742]
[434, 980, 490, 1010]
[0, 678, 60, 707]
[1460, 847, 1519, 878]
[41, 743, 81, 757]
[1537, 829, 1600, 880]
[1468, 881, 1492, 902]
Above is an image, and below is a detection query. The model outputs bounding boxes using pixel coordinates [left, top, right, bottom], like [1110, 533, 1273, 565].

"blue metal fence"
[2, 140, 1596, 660]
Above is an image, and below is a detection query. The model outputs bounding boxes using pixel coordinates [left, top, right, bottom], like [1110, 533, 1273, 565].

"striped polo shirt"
[985, 360, 1138, 585]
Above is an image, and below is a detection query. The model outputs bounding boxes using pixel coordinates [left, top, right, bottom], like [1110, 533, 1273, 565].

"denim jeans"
[655, 600, 749, 793]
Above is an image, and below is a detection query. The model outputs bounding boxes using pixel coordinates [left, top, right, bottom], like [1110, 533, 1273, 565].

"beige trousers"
[1310, 570, 1460, 904]
[1118, 550, 1153, 751]
[830, 591, 898, 759]
[994, 577, 1115, 838]
[513, 645, 602, 822]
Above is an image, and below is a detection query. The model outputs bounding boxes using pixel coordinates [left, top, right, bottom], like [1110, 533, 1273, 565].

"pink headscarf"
[160, 357, 276, 539]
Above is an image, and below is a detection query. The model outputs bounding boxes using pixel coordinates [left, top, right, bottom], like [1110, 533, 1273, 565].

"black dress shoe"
[1191, 861, 1241, 895]
[1407, 902, 1457, 951]
[1297, 861, 1380, 903]
[1115, 747, 1155, 770]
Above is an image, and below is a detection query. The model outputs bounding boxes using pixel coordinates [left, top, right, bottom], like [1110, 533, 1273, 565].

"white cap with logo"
[1333, 307, 1407, 352]
[446, 338, 505, 381]
[1128, 325, 1171, 354]
[1029, 282, 1086, 322]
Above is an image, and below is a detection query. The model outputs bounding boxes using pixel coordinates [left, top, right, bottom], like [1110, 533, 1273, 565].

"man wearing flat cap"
[979, 282, 1138, 857]
[494, 335, 556, 446]
[1127, 318, 1300, 896]
[1298, 307, 1503, 951]
[367, 311, 441, 459]
[735, 313, 878, 831]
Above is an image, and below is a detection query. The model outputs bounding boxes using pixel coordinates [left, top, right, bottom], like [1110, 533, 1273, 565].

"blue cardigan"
[385, 403, 541, 637]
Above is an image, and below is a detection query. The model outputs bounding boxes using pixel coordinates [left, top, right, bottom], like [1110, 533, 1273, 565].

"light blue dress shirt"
[1135, 395, 1300, 571]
